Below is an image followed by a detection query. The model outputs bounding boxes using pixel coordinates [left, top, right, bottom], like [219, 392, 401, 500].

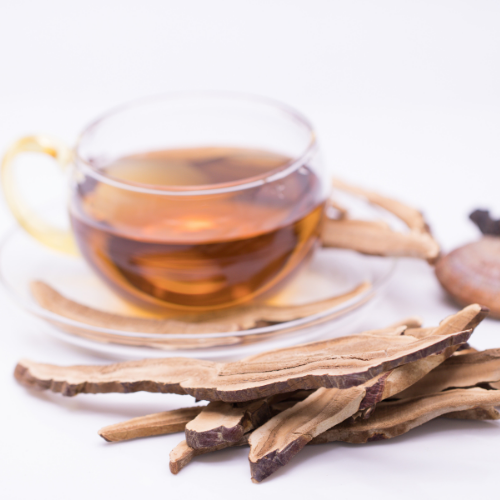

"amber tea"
[69, 147, 325, 309]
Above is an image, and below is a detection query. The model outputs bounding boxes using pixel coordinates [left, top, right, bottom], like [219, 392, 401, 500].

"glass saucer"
[0, 213, 396, 359]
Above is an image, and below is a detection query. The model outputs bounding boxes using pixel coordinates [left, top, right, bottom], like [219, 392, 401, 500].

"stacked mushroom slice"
[15, 304, 500, 482]
[323, 178, 440, 262]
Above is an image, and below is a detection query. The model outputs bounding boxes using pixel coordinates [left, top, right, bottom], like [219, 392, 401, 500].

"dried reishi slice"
[14, 306, 481, 402]
[98, 406, 204, 442]
[30, 280, 370, 333]
[245, 307, 479, 482]
[169, 388, 500, 476]
[395, 348, 500, 399]
[435, 237, 500, 319]
[311, 387, 500, 445]
[185, 399, 272, 450]
[322, 219, 440, 260]
[30, 281, 238, 334]
[323, 178, 440, 262]
[249, 386, 366, 483]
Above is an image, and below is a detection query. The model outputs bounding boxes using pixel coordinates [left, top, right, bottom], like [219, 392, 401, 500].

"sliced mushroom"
[14, 306, 480, 402]
[98, 406, 204, 442]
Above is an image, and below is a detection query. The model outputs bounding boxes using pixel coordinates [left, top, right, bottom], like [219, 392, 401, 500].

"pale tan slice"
[246, 344, 462, 482]
[30, 281, 238, 334]
[311, 388, 500, 445]
[169, 384, 500, 475]
[30, 280, 370, 334]
[185, 399, 272, 450]
[98, 406, 204, 442]
[322, 219, 440, 261]
[14, 306, 482, 403]
[270, 393, 500, 422]
[245, 304, 487, 481]
[395, 349, 500, 399]
[324, 178, 440, 261]
[248, 386, 366, 482]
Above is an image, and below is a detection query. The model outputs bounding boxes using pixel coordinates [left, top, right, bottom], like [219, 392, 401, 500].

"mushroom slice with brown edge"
[311, 387, 500, 445]
[30, 280, 371, 334]
[169, 387, 500, 476]
[394, 348, 500, 400]
[14, 305, 481, 403]
[185, 398, 273, 450]
[98, 406, 204, 442]
[322, 178, 440, 262]
[246, 304, 485, 482]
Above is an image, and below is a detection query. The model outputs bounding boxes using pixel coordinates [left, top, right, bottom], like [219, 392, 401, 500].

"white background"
[1, 1, 500, 499]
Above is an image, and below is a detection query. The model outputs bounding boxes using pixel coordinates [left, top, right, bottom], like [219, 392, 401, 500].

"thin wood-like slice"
[30, 281, 238, 334]
[246, 304, 487, 480]
[395, 349, 500, 399]
[249, 386, 366, 482]
[332, 177, 428, 232]
[322, 219, 440, 261]
[357, 346, 457, 413]
[14, 306, 481, 402]
[311, 388, 500, 445]
[98, 406, 204, 442]
[325, 178, 440, 261]
[169, 389, 500, 475]
[246, 332, 466, 481]
[31, 280, 370, 333]
[185, 399, 272, 450]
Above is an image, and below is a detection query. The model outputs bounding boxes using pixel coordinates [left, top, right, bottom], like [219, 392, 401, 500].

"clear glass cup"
[2, 92, 330, 310]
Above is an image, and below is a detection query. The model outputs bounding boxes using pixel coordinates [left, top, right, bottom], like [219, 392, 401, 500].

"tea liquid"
[70, 147, 325, 309]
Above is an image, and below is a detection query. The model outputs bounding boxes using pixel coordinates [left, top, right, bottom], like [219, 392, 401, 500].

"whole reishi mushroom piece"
[435, 210, 500, 319]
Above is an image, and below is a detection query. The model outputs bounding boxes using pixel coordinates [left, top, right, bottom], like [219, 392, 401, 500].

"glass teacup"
[2, 92, 329, 310]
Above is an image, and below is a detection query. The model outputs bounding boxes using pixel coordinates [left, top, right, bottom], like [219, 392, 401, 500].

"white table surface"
[1, 1, 500, 498]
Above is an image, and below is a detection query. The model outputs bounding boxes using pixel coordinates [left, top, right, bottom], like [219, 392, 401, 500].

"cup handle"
[1, 135, 78, 254]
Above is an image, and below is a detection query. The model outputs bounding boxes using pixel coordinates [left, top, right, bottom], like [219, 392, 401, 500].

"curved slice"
[395, 349, 500, 399]
[322, 219, 439, 260]
[311, 388, 500, 445]
[99, 406, 204, 442]
[185, 399, 272, 450]
[249, 386, 366, 483]
[14, 306, 482, 402]
[14, 357, 216, 397]
[31, 280, 370, 333]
